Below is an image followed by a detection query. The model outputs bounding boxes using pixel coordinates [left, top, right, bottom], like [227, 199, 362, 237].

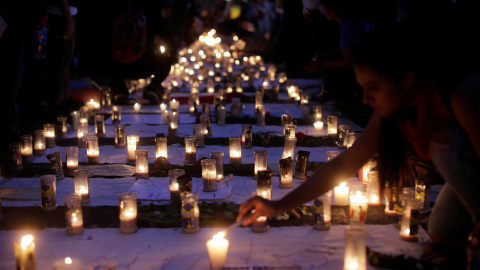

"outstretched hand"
[236, 196, 282, 226]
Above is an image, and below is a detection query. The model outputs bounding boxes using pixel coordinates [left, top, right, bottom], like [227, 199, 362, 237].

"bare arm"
[238, 113, 382, 225]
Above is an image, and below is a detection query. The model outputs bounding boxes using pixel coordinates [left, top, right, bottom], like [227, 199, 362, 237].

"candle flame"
[404, 228, 410, 235]
[347, 261, 359, 270]
[356, 190, 362, 197]
[160, 45, 165, 53]
[21, 235, 33, 249]
[340, 182, 346, 187]
[65, 257, 72, 264]
[213, 232, 225, 241]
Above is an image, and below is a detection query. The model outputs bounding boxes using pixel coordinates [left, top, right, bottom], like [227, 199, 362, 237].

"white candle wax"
[349, 191, 369, 223]
[14, 235, 36, 270]
[334, 182, 349, 206]
[160, 103, 167, 111]
[314, 121, 324, 131]
[133, 103, 141, 112]
[206, 233, 229, 270]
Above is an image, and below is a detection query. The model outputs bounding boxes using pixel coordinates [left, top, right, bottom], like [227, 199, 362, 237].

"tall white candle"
[334, 182, 349, 206]
[206, 233, 229, 270]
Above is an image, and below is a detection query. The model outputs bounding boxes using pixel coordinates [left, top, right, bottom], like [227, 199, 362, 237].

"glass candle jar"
[326, 151, 340, 162]
[119, 192, 137, 234]
[415, 176, 431, 213]
[384, 183, 399, 216]
[168, 111, 179, 137]
[40, 174, 57, 211]
[184, 136, 197, 164]
[79, 106, 89, 125]
[135, 150, 149, 179]
[200, 114, 212, 137]
[33, 130, 46, 156]
[77, 123, 88, 148]
[202, 104, 210, 116]
[193, 124, 205, 148]
[256, 105, 266, 126]
[64, 193, 84, 235]
[56, 115, 67, 137]
[229, 136, 242, 165]
[255, 91, 263, 109]
[344, 226, 367, 270]
[346, 132, 360, 148]
[111, 106, 122, 125]
[94, 115, 105, 136]
[395, 187, 414, 229]
[169, 169, 185, 202]
[294, 150, 310, 180]
[217, 106, 227, 126]
[279, 157, 293, 189]
[65, 146, 79, 176]
[202, 159, 217, 192]
[366, 168, 381, 206]
[251, 190, 270, 233]
[282, 137, 297, 159]
[358, 158, 377, 184]
[210, 151, 224, 181]
[44, 123, 56, 148]
[170, 99, 179, 111]
[257, 170, 272, 200]
[241, 124, 252, 149]
[314, 120, 324, 131]
[181, 192, 200, 234]
[349, 191, 368, 224]
[20, 135, 33, 164]
[284, 124, 296, 138]
[327, 116, 338, 135]
[231, 97, 243, 115]
[86, 136, 100, 164]
[281, 114, 293, 128]
[114, 124, 126, 148]
[74, 169, 90, 205]
[338, 125, 351, 147]
[70, 110, 79, 131]
[300, 93, 309, 105]
[399, 198, 422, 241]
[127, 135, 139, 163]
[313, 191, 332, 230]
[8, 143, 22, 171]
[312, 105, 322, 121]
[155, 136, 168, 159]
[254, 150, 268, 180]
[188, 94, 199, 115]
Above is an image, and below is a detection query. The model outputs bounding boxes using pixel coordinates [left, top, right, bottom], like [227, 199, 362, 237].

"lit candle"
[170, 99, 179, 111]
[135, 149, 149, 179]
[155, 136, 168, 159]
[44, 123, 56, 148]
[133, 103, 141, 112]
[14, 235, 36, 270]
[20, 135, 33, 163]
[184, 136, 197, 164]
[334, 182, 349, 206]
[160, 103, 167, 111]
[206, 233, 229, 270]
[399, 199, 422, 241]
[349, 191, 368, 224]
[74, 169, 90, 204]
[119, 192, 137, 234]
[254, 150, 267, 180]
[127, 135, 139, 163]
[344, 226, 366, 270]
[202, 159, 217, 192]
[53, 257, 81, 270]
[86, 136, 100, 164]
[314, 121, 324, 131]
[65, 146, 78, 176]
[327, 116, 338, 135]
[181, 192, 200, 234]
[64, 194, 84, 235]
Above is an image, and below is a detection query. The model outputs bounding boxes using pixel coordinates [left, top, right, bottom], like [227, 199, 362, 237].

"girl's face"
[354, 64, 411, 117]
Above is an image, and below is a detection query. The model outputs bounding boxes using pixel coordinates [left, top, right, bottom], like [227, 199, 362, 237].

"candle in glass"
[73, 169, 90, 204]
[44, 123, 56, 148]
[254, 150, 267, 180]
[284, 124, 296, 138]
[241, 124, 252, 149]
[231, 98, 242, 115]
[79, 106, 88, 125]
[327, 116, 338, 135]
[202, 104, 210, 116]
[366, 168, 381, 206]
[334, 182, 349, 206]
[170, 99, 179, 111]
[229, 136, 242, 165]
[206, 232, 229, 270]
[40, 174, 57, 211]
[294, 150, 310, 180]
[202, 159, 217, 192]
[217, 106, 227, 126]
[94, 115, 105, 136]
[188, 94, 199, 115]
[86, 136, 100, 164]
[326, 150, 340, 162]
[210, 151, 224, 181]
[314, 120, 324, 131]
[77, 123, 88, 148]
[111, 106, 122, 125]
[399, 198, 422, 241]
[344, 226, 367, 270]
[281, 114, 293, 128]
[200, 114, 212, 136]
[70, 111, 79, 131]
[279, 157, 293, 189]
[395, 187, 414, 229]
[119, 192, 137, 234]
[252, 177, 271, 233]
[64, 193, 84, 235]
[282, 136, 297, 159]
[346, 132, 360, 148]
[133, 102, 141, 112]
[255, 91, 263, 110]
[384, 184, 398, 216]
[256, 105, 266, 126]
[13, 235, 37, 270]
[53, 257, 81, 270]
[349, 191, 368, 224]
[193, 124, 205, 148]
[312, 105, 322, 121]
[8, 143, 23, 171]
[181, 192, 200, 234]
[113, 124, 126, 148]
[135, 149, 149, 179]
[415, 176, 431, 213]
[56, 115, 67, 138]
[184, 136, 197, 164]
[127, 135, 139, 163]
[65, 146, 79, 176]
[20, 135, 33, 164]
[168, 111, 179, 137]
[33, 130, 46, 156]
[358, 158, 376, 184]
[169, 169, 185, 202]
[338, 125, 351, 147]
[155, 136, 168, 159]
